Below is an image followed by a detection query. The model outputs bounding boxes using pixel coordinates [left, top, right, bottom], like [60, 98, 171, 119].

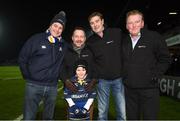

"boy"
[64, 59, 96, 120]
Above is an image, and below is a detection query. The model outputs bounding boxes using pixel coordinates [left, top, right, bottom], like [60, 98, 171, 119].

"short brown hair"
[73, 26, 85, 32]
[126, 10, 144, 21]
[72, 26, 86, 36]
[88, 12, 104, 22]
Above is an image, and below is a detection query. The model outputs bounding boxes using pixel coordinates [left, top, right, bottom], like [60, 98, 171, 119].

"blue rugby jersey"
[64, 76, 96, 120]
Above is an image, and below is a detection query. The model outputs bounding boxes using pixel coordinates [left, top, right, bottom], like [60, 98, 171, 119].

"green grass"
[0, 66, 180, 120]
[0, 66, 24, 119]
[0, 79, 25, 119]
[0, 66, 22, 78]
[159, 96, 180, 120]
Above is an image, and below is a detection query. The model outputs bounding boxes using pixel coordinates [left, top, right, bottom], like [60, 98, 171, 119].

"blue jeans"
[97, 78, 126, 120]
[23, 83, 58, 120]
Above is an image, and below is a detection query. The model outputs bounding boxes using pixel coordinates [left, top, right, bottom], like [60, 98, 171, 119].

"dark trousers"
[125, 86, 159, 120]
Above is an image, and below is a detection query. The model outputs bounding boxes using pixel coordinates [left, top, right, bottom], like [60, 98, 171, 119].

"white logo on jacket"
[106, 40, 114, 44]
[82, 54, 89, 57]
[138, 45, 146, 48]
[41, 45, 46, 49]
[59, 47, 62, 51]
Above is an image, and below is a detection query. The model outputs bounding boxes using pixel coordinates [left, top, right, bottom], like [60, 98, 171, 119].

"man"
[87, 12, 126, 120]
[122, 10, 171, 120]
[18, 11, 67, 120]
[61, 27, 96, 93]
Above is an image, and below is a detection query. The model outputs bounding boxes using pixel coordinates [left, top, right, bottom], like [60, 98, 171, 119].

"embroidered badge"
[41, 45, 46, 49]
[106, 40, 114, 44]
[77, 80, 86, 85]
[138, 45, 146, 48]
[59, 47, 62, 51]
[82, 54, 89, 57]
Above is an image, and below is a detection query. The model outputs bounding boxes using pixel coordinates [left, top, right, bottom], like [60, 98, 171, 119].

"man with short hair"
[61, 26, 96, 93]
[87, 12, 126, 120]
[18, 11, 67, 120]
[122, 10, 171, 120]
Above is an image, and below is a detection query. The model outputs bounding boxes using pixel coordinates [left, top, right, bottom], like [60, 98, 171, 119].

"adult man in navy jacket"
[18, 11, 67, 120]
[122, 10, 171, 120]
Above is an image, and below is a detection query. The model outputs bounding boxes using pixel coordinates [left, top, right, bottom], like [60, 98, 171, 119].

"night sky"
[0, 0, 179, 62]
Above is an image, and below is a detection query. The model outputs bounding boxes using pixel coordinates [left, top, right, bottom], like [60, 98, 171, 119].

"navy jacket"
[122, 28, 171, 88]
[18, 32, 67, 86]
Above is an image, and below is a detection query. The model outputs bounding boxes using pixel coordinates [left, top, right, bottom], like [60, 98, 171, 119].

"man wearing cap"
[18, 11, 67, 120]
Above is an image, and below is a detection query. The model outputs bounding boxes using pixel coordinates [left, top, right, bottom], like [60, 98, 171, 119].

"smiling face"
[89, 15, 104, 36]
[72, 29, 86, 48]
[76, 66, 87, 80]
[49, 22, 63, 37]
[126, 14, 144, 37]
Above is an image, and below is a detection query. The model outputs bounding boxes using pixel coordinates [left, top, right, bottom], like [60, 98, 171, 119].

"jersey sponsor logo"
[71, 93, 88, 99]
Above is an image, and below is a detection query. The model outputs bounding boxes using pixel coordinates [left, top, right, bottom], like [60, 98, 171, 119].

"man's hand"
[65, 79, 78, 93]
[85, 79, 97, 92]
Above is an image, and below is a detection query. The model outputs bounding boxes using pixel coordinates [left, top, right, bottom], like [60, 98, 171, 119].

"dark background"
[0, 0, 179, 63]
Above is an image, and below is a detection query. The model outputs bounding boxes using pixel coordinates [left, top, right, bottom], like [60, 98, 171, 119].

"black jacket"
[18, 32, 67, 86]
[87, 28, 123, 80]
[122, 28, 171, 88]
[60, 43, 95, 81]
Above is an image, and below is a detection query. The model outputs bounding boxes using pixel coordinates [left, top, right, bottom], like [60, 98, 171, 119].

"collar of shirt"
[129, 32, 141, 49]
